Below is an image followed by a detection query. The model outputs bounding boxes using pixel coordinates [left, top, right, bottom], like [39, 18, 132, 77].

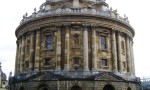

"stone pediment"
[28, 72, 64, 81]
[94, 72, 124, 81]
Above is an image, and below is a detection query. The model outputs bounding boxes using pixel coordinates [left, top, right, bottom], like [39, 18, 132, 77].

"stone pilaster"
[92, 29, 97, 71]
[17, 40, 21, 73]
[64, 26, 70, 71]
[20, 35, 25, 72]
[111, 30, 118, 73]
[126, 36, 131, 74]
[117, 32, 123, 73]
[73, 0, 80, 7]
[107, 34, 110, 50]
[15, 41, 19, 74]
[56, 27, 61, 71]
[83, 27, 89, 71]
[130, 39, 135, 75]
[34, 30, 41, 71]
[29, 31, 35, 71]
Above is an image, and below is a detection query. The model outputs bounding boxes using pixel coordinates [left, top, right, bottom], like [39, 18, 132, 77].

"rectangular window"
[25, 61, 29, 68]
[101, 59, 108, 67]
[100, 36, 107, 50]
[73, 57, 80, 65]
[46, 35, 53, 49]
[44, 58, 52, 66]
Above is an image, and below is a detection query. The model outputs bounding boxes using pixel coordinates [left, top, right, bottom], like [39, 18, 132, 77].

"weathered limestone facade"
[10, 0, 140, 90]
[0, 63, 7, 89]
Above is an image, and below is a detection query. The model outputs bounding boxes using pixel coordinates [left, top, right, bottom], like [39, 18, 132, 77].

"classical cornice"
[16, 14, 134, 38]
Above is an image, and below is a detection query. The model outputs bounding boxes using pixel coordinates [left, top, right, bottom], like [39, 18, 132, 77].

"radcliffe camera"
[0, 0, 149, 90]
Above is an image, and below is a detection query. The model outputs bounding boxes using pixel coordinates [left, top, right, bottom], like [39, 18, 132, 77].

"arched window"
[72, 34, 80, 48]
[71, 86, 82, 90]
[46, 35, 53, 49]
[103, 84, 115, 90]
[100, 35, 107, 49]
[121, 41, 125, 54]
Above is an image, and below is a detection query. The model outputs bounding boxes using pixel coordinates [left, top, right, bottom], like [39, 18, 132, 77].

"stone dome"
[18, 0, 132, 35]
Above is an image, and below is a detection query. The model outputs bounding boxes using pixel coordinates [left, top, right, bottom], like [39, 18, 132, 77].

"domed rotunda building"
[10, 0, 141, 90]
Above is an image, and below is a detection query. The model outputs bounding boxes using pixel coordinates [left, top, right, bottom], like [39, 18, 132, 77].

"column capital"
[36, 30, 41, 34]
[56, 26, 62, 31]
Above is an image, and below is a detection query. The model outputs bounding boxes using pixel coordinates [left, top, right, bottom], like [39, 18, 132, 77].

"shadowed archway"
[38, 84, 49, 90]
[71, 86, 82, 90]
[103, 84, 115, 90]
[127, 87, 132, 90]
[19, 87, 24, 90]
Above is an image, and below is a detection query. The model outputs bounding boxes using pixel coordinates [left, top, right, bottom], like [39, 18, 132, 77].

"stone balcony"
[21, 7, 129, 25]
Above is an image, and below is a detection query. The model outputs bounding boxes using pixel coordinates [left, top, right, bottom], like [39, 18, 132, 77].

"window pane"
[121, 41, 125, 54]
[74, 57, 80, 65]
[101, 59, 107, 66]
[46, 35, 53, 49]
[44, 58, 52, 66]
[101, 36, 107, 49]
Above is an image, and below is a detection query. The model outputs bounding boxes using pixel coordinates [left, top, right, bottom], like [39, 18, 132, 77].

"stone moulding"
[16, 15, 134, 38]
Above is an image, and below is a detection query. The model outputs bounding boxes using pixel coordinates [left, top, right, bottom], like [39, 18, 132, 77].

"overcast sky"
[0, 0, 149, 79]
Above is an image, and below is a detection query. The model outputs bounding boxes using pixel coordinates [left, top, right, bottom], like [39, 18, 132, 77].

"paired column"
[126, 36, 132, 73]
[64, 26, 70, 71]
[56, 27, 61, 71]
[83, 27, 89, 71]
[111, 30, 118, 73]
[130, 39, 135, 75]
[17, 40, 21, 73]
[15, 41, 19, 74]
[117, 32, 123, 72]
[92, 29, 97, 71]
[20, 35, 25, 72]
[34, 30, 41, 71]
[29, 32, 35, 71]
[73, 0, 80, 7]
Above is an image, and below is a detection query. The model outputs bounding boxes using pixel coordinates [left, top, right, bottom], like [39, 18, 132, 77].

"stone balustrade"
[21, 7, 129, 25]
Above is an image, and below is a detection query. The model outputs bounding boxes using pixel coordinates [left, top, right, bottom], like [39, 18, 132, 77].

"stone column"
[83, 27, 89, 71]
[126, 36, 131, 74]
[17, 40, 21, 73]
[117, 32, 123, 73]
[73, 0, 80, 7]
[130, 39, 135, 75]
[29, 32, 35, 71]
[92, 29, 97, 71]
[15, 41, 19, 74]
[56, 27, 61, 71]
[111, 30, 118, 73]
[107, 34, 110, 50]
[20, 35, 25, 72]
[64, 26, 70, 71]
[34, 30, 41, 71]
